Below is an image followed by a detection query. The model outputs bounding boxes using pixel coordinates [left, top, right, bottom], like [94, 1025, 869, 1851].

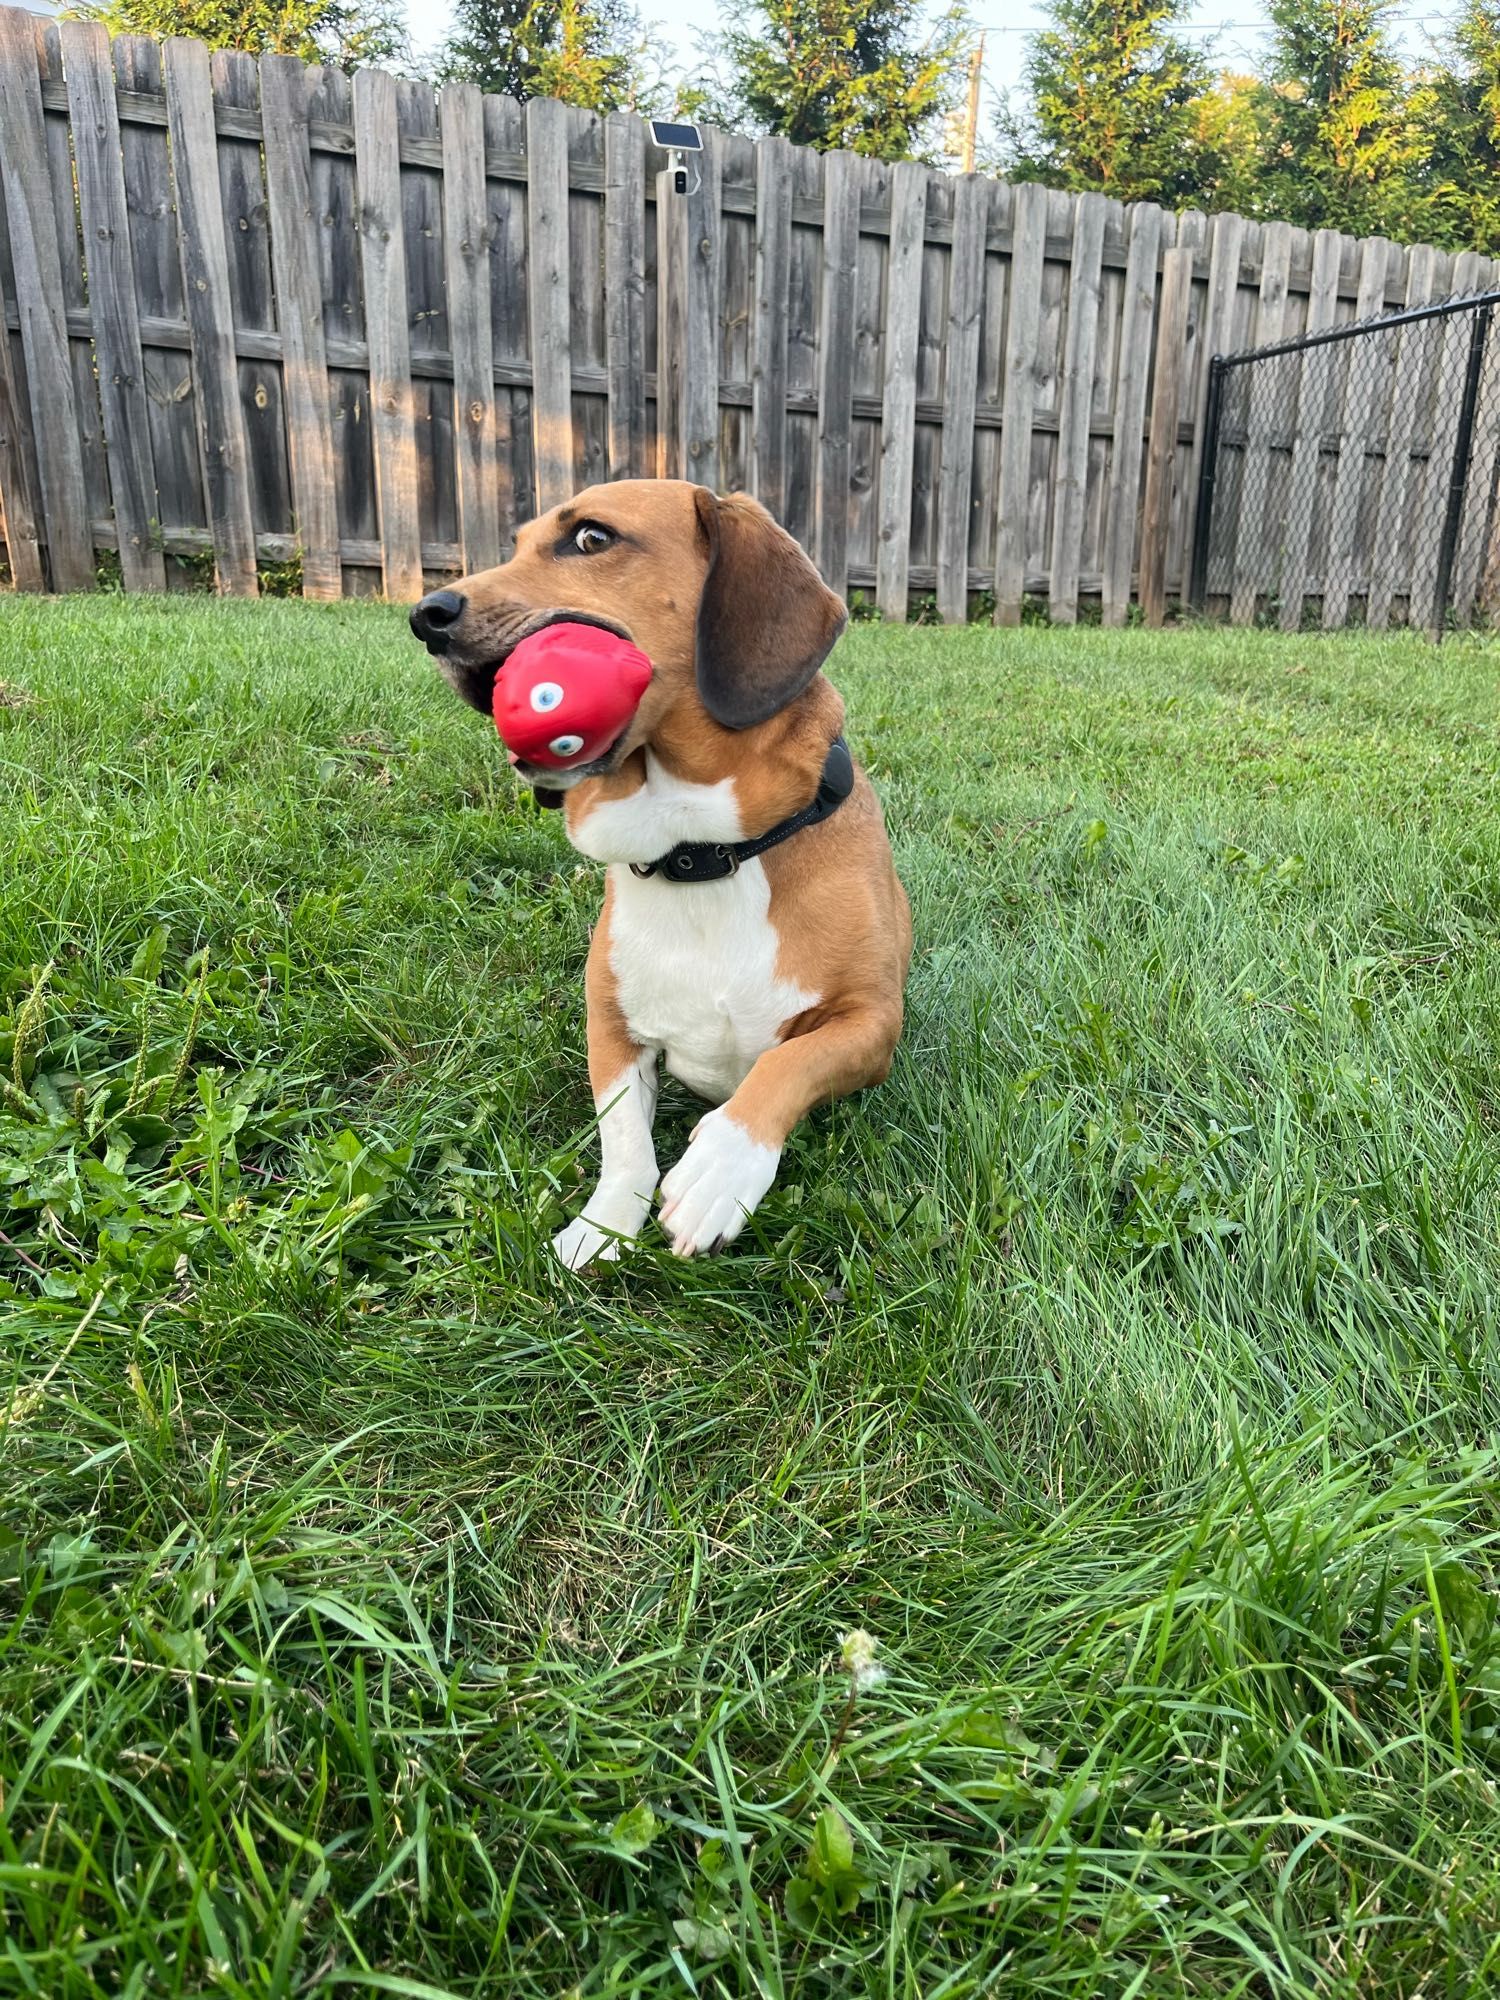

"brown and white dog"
[410, 479, 911, 1266]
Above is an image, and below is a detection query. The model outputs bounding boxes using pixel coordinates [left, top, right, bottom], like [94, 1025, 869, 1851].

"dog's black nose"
[410, 589, 466, 649]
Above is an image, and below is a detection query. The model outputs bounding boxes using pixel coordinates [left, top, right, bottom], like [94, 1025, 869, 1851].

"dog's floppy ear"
[693, 489, 847, 730]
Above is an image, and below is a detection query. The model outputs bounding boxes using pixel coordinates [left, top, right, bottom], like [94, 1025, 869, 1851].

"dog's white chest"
[569, 757, 819, 1103]
[607, 863, 815, 1101]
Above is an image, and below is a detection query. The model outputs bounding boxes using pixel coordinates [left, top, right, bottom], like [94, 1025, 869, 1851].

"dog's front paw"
[659, 1109, 780, 1257]
[552, 1215, 626, 1272]
[552, 1183, 652, 1272]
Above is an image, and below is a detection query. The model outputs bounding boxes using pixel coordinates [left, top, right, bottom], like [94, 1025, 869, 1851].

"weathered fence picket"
[1141, 246, 1193, 627]
[934, 173, 985, 625]
[603, 109, 647, 486]
[524, 94, 571, 515]
[993, 181, 1047, 625]
[872, 167, 924, 619]
[814, 147, 858, 596]
[261, 52, 342, 599]
[164, 36, 258, 595]
[0, 7, 93, 589]
[1048, 191, 1105, 624]
[439, 82, 500, 575]
[62, 19, 165, 592]
[1100, 201, 1162, 627]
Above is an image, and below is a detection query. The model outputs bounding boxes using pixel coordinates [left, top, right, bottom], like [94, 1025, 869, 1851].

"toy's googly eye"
[548, 733, 585, 759]
[529, 681, 564, 713]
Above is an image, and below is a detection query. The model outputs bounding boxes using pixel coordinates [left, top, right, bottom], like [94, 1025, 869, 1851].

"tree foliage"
[1187, 72, 1268, 219]
[440, 0, 655, 109]
[998, 0, 1500, 256]
[1409, 0, 1500, 254]
[996, 0, 1214, 205]
[1251, 0, 1418, 237]
[73, 0, 407, 67]
[697, 0, 970, 161]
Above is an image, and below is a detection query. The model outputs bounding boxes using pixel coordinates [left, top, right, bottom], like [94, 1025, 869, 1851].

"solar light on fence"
[649, 119, 703, 196]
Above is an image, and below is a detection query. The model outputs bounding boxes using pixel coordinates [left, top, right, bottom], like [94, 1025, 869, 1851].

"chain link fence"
[1189, 291, 1500, 637]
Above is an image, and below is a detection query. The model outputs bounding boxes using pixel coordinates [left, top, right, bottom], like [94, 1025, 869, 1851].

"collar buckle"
[662, 842, 738, 883]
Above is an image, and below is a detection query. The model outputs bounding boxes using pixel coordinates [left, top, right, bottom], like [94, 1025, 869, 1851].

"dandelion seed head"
[839, 1628, 888, 1691]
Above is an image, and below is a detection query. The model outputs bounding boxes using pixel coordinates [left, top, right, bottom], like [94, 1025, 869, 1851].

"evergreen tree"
[74, 0, 406, 67]
[1189, 71, 1269, 217]
[1409, 0, 1500, 253]
[996, 0, 1215, 205]
[1253, 0, 1418, 237]
[441, 0, 653, 110]
[699, 0, 969, 161]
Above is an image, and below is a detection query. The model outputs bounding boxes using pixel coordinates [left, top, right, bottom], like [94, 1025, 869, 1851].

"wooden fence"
[2, 5, 1499, 622]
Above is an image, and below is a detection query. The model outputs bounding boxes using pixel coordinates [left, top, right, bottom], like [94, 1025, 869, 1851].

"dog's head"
[409, 480, 846, 792]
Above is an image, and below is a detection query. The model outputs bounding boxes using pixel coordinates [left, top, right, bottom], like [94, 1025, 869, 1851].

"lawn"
[3, 594, 1500, 1998]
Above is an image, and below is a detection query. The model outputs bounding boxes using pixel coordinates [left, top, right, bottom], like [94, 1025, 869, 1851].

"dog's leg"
[659, 1007, 900, 1257]
[552, 1049, 659, 1270]
[553, 935, 660, 1272]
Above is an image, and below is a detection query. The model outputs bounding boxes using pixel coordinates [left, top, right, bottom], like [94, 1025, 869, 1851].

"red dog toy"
[492, 623, 653, 769]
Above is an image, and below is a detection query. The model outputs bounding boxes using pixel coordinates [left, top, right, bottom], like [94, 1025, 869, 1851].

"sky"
[400, 0, 1463, 105]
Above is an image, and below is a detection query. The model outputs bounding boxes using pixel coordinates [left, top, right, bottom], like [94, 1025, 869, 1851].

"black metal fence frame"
[1188, 289, 1500, 636]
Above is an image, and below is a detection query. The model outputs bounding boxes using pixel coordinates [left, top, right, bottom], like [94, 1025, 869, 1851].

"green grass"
[4, 594, 1500, 1998]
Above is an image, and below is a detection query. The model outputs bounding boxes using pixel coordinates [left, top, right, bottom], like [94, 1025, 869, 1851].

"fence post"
[1188, 356, 1227, 614]
[1432, 303, 1491, 640]
[655, 166, 682, 480]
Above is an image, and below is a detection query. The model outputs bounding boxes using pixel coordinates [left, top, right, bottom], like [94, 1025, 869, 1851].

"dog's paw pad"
[659, 1111, 779, 1258]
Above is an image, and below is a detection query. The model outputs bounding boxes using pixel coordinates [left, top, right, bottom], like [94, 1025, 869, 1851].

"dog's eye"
[566, 521, 615, 557]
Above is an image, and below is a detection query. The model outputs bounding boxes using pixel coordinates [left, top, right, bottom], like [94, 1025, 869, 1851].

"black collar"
[628, 736, 854, 885]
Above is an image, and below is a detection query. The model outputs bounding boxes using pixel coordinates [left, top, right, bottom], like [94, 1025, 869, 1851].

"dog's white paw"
[552, 1185, 652, 1272]
[552, 1216, 624, 1271]
[659, 1109, 780, 1258]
